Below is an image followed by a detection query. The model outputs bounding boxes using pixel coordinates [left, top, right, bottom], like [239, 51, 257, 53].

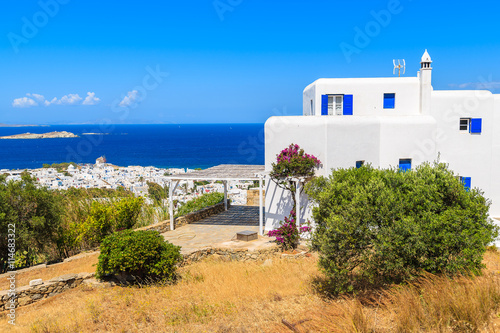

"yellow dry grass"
[1, 250, 500, 332]
[1, 255, 319, 333]
[0, 253, 99, 291]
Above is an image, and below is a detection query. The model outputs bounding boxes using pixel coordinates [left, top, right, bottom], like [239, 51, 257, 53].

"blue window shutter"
[470, 118, 482, 133]
[399, 159, 411, 172]
[343, 95, 353, 115]
[355, 161, 364, 168]
[384, 93, 395, 109]
[461, 177, 471, 191]
[321, 95, 328, 115]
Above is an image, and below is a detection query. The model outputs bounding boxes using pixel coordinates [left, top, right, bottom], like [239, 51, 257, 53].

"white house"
[264, 50, 500, 233]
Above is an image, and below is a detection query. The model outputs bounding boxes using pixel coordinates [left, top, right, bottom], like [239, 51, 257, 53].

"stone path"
[191, 205, 261, 226]
[162, 206, 271, 254]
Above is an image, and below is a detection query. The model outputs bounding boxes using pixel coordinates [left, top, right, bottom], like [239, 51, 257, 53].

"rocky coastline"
[0, 131, 79, 139]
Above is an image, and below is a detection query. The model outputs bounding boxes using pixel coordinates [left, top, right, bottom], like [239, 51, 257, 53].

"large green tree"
[0, 172, 62, 271]
[306, 162, 498, 295]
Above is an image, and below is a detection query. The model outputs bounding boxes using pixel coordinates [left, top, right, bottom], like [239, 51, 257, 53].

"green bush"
[57, 188, 140, 257]
[305, 162, 498, 295]
[74, 197, 144, 248]
[147, 182, 168, 205]
[175, 192, 224, 217]
[0, 172, 63, 271]
[96, 230, 181, 282]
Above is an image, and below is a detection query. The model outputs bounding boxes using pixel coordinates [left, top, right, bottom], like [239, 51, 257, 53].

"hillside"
[2, 250, 500, 332]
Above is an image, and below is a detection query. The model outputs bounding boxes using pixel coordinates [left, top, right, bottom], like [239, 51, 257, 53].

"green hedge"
[175, 192, 224, 217]
[96, 229, 181, 282]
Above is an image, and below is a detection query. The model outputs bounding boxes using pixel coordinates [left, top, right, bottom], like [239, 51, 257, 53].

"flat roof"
[166, 164, 265, 181]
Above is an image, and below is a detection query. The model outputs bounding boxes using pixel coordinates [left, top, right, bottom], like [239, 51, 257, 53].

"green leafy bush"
[96, 229, 181, 282]
[175, 192, 224, 217]
[306, 162, 498, 295]
[147, 182, 169, 205]
[74, 197, 144, 248]
[113, 197, 144, 230]
[0, 172, 63, 271]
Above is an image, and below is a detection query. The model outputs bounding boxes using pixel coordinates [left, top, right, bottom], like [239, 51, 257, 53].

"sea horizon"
[0, 124, 265, 171]
[0, 122, 267, 126]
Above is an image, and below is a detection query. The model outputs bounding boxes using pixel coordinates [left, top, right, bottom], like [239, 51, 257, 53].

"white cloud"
[12, 97, 38, 108]
[82, 92, 101, 105]
[13, 92, 101, 108]
[27, 93, 46, 104]
[119, 90, 139, 107]
[450, 81, 500, 90]
[58, 93, 83, 105]
[46, 97, 58, 106]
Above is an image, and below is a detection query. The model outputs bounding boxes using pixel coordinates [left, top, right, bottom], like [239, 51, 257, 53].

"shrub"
[0, 172, 63, 271]
[147, 181, 168, 205]
[268, 210, 311, 250]
[176, 192, 224, 217]
[73, 197, 144, 249]
[96, 230, 182, 282]
[113, 197, 144, 230]
[268, 144, 320, 250]
[270, 143, 321, 179]
[269, 143, 321, 209]
[57, 188, 141, 257]
[305, 162, 498, 295]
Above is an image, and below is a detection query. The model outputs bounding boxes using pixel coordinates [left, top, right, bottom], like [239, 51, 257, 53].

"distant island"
[0, 131, 79, 139]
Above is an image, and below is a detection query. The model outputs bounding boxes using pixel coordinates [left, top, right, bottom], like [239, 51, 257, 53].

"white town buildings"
[265, 50, 500, 233]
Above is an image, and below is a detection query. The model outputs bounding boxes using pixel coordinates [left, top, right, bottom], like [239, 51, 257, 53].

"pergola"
[165, 164, 266, 235]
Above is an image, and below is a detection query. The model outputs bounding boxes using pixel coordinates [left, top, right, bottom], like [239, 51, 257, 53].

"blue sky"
[1, 0, 500, 125]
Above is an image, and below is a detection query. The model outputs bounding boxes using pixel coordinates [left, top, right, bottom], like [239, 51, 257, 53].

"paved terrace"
[161, 205, 274, 254]
[166, 164, 266, 234]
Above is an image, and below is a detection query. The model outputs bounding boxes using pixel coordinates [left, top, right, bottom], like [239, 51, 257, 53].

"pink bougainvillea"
[268, 209, 311, 250]
[268, 143, 319, 250]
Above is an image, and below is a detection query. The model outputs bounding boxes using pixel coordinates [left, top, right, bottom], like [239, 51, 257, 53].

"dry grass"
[0, 253, 99, 290]
[1, 255, 319, 332]
[1, 250, 500, 332]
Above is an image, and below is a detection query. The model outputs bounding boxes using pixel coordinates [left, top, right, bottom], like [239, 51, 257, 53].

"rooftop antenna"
[393, 59, 406, 77]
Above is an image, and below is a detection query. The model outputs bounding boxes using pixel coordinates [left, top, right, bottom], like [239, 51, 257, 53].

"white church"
[264, 50, 500, 231]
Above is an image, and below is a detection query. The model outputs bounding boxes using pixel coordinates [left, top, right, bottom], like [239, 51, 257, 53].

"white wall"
[264, 115, 437, 230]
[303, 82, 315, 116]
[304, 77, 421, 116]
[269, 68, 500, 248]
[492, 95, 500, 218]
[431, 90, 499, 215]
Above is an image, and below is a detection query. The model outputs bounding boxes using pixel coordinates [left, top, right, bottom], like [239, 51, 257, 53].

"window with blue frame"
[460, 176, 471, 191]
[321, 94, 353, 115]
[384, 93, 396, 109]
[459, 118, 470, 131]
[355, 160, 364, 168]
[459, 118, 482, 134]
[399, 159, 411, 172]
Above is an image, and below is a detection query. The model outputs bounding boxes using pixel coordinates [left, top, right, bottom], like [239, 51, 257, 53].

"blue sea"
[0, 124, 265, 170]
